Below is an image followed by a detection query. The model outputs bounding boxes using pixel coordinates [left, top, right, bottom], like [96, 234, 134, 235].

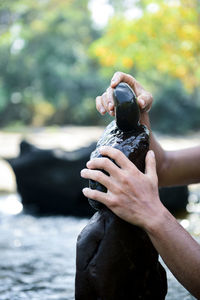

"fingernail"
[80, 169, 86, 175]
[149, 150, 155, 158]
[139, 99, 145, 108]
[86, 160, 91, 167]
[82, 188, 88, 194]
[100, 107, 106, 114]
[108, 103, 113, 110]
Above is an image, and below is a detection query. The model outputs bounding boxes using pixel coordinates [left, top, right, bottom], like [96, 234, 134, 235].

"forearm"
[145, 208, 200, 299]
[140, 112, 168, 185]
[159, 147, 200, 186]
[141, 113, 200, 186]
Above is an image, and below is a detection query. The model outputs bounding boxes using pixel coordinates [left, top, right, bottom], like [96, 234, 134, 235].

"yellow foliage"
[100, 52, 117, 67]
[33, 101, 55, 126]
[174, 66, 187, 78]
[95, 46, 108, 57]
[122, 57, 134, 69]
[91, 0, 200, 90]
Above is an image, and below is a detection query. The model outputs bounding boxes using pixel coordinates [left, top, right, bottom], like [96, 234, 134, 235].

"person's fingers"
[82, 187, 107, 204]
[81, 168, 111, 189]
[145, 150, 158, 182]
[96, 96, 106, 115]
[110, 72, 144, 97]
[137, 93, 153, 112]
[99, 146, 135, 170]
[110, 71, 134, 89]
[101, 92, 108, 110]
[102, 92, 113, 113]
[87, 157, 120, 177]
[101, 90, 115, 116]
[110, 72, 154, 112]
[106, 87, 115, 114]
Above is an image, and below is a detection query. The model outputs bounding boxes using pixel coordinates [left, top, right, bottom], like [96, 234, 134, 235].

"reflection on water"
[0, 194, 23, 215]
[0, 192, 199, 300]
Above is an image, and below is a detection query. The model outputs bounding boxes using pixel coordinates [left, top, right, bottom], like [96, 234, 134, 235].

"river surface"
[0, 192, 199, 300]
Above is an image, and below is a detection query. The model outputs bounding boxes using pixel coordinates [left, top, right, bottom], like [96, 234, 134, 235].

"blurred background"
[0, 0, 199, 299]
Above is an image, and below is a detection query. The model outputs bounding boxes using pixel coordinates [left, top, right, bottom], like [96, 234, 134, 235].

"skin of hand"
[81, 146, 165, 229]
[96, 71, 153, 117]
[80, 146, 200, 298]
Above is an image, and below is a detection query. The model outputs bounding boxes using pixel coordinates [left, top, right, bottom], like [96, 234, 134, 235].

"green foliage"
[150, 79, 200, 134]
[0, 0, 107, 127]
[0, 0, 199, 135]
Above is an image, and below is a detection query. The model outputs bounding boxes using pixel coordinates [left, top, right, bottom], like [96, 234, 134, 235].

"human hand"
[96, 71, 153, 117]
[80, 146, 166, 231]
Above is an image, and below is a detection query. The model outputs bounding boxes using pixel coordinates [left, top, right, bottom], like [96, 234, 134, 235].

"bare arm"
[147, 208, 200, 299]
[142, 112, 200, 186]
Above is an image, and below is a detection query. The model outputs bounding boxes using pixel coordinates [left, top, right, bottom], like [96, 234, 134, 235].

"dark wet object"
[75, 83, 167, 299]
[6, 140, 95, 217]
[113, 82, 140, 131]
[88, 121, 149, 210]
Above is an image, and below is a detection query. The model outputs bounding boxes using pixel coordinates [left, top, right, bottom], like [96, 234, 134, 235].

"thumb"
[145, 150, 157, 180]
[137, 95, 146, 110]
[110, 72, 122, 88]
[137, 94, 152, 112]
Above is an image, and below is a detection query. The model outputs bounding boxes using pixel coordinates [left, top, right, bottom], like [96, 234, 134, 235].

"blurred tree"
[91, 0, 200, 91]
[0, 0, 107, 126]
[150, 77, 200, 134]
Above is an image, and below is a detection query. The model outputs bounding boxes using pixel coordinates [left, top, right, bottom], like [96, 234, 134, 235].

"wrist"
[143, 202, 173, 236]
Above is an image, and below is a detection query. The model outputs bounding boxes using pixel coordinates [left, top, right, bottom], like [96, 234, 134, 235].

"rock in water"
[75, 83, 167, 299]
[6, 140, 95, 217]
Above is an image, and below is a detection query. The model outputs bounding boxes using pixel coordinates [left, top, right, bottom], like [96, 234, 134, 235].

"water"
[0, 193, 199, 300]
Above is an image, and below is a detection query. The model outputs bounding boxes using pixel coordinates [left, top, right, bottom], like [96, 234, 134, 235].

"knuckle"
[118, 150, 125, 161]
[102, 93, 108, 105]
[129, 74, 136, 81]
[109, 195, 118, 208]
[147, 92, 153, 102]
[121, 173, 129, 185]
[113, 182, 124, 194]
[113, 184, 120, 194]
[91, 189, 98, 199]
[111, 152, 117, 161]
[94, 171, 101, 181]
[102, 157, 109, 165]
[115, 71, 122, 78]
